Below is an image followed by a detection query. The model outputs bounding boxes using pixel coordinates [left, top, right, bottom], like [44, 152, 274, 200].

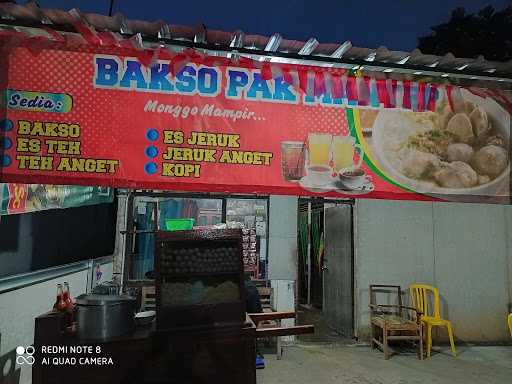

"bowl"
[371, 89, 510, 198]
[134, 310, 156, 326]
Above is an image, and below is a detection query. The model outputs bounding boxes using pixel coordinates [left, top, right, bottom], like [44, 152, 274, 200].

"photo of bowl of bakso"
[371, 89, 510, 196]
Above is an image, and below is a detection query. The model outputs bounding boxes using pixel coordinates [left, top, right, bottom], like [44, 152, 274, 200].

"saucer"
[299, 176, 335, 193]
[334, 178, 374, 195]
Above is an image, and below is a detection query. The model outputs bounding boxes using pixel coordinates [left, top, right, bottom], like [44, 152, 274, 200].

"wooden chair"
[140, 285, 156, 311]
[369, 285, 423, 360]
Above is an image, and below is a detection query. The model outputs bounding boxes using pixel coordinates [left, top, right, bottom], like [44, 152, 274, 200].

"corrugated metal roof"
[1, 1, 511, 84]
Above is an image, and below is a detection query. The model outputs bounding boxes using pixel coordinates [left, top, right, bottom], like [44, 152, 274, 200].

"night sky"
[40, 0, 510, 51]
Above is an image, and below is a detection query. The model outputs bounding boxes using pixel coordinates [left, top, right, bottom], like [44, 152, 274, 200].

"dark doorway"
[297, 199, 355, 340]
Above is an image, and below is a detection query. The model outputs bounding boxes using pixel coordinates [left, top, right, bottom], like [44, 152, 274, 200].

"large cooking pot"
[92, 281, 121, 295]
[76, 294, 136, 341]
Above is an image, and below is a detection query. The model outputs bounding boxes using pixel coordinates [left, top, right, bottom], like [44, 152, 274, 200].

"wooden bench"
[249, 311, 313, 359]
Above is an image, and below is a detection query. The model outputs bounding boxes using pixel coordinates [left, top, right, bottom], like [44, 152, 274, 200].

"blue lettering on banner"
[175, 66, 196, 93]
[247, 73, 273, 100]
[95, 57, 119, 86]
[226, 70, 249, 99]
[149, 63, 174, 91]
[94, 55, 221, 98]
[272, 77, 296, 102]
[6, 90, 73, 113]
[304, 93, 345, 107]
[197, 67, 218, 96]
[92, 55, 315, 105]
[120, 60, 148, 89]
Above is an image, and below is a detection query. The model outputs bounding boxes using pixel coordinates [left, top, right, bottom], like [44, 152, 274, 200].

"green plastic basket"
[164, 218, 195, 231]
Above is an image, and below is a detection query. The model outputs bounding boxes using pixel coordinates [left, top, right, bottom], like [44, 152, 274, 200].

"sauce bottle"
[63, 282, 74, 310]
[63, 282, 75, 324]
[54, 284, 67, 312]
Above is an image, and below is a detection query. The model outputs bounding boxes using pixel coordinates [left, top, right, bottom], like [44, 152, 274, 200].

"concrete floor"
[257, 342, 512, 384]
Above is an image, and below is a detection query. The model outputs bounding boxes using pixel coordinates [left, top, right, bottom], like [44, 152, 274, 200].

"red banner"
[1, 45, 510, 204]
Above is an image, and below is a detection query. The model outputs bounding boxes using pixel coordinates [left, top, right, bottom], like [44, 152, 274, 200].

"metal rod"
[301, 197, 355, 205]
[121, 191, 134, 292]
[307, 201, 312, 307]
[108, 0, 115, 17]
[0, 260, 91, 294]
[120, 229, 158, 234]
[132, 190, 269, 199]
[221, 197, 227, 223]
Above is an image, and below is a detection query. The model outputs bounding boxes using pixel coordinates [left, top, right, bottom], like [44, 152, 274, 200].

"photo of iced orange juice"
[308, 133, 332, 167]
[333, 135, 365, 171]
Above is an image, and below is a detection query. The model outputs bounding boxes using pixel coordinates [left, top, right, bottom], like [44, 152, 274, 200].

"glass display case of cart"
[242, 227, 259, 278]
[155, 228, 246, 330]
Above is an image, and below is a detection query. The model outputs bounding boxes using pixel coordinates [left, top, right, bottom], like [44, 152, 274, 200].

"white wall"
[268, 196, 298, 281]
[0, 262, 112, 384]
[268, 196, 298, 339]
[354, 199, 512, 343]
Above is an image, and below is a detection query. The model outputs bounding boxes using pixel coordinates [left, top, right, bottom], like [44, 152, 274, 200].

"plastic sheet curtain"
[132, 198, 200, 279]
[158, 198, 183, 229]
[297, 210, 309, 303]
[136, 201, 156, 280]
[310, 207, 324, 308]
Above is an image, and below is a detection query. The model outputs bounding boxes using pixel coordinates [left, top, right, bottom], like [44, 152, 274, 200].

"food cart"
[32, 228, 313, 384]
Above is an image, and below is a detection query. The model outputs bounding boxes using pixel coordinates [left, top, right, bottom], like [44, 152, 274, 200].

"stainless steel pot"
[76, 294, 136, 341]
[92, 281, 121, 295]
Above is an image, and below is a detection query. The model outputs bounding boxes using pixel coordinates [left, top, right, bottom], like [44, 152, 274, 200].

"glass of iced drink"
[280, 141, 306, 182]
[332, 135, 364, 171]
[308, 133, 332, 167]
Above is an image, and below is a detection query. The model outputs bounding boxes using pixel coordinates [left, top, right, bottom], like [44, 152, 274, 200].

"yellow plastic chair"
[508, 314, 512, 337]
[409, 284, 456, 357]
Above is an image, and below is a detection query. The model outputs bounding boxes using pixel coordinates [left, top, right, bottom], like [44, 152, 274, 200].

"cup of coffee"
[339, 167, 367, 189]
[307, 165, 332, 185]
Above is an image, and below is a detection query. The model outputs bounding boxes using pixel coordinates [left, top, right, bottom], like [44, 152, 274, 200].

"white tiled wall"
[268, 196, 298, 342]
[355, 199, 512, 342]
[271, 279, 296, 342]
[268, 196, 298, 281]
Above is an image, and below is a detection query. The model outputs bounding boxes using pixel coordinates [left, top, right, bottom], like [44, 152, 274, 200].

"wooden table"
[33, 311, 314, 384]
[33, 311, 256, 384]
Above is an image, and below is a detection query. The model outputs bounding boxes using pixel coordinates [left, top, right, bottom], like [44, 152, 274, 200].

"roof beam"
[158, 24, 171, 40]
[330, 41, 352, 58]
[229, 30, 244, 48]
[299, 38, 319, 55]
[193, 24, 207, 44]
[264, 33, 282, 52]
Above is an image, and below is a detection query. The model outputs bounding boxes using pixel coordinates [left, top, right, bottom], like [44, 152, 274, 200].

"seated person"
[244, 273, 263, 314]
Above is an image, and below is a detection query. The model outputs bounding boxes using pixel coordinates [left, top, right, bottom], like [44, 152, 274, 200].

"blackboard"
[0, 202, 117, 279]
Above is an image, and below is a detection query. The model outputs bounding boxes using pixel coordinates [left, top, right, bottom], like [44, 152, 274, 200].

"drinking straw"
[295, 137, 307, 177]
